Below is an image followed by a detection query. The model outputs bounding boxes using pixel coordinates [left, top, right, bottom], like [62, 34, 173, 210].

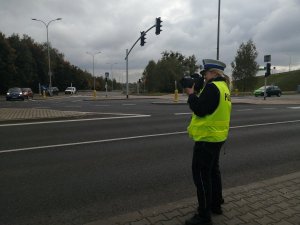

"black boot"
[185, 214, 212, 225]
[211, 198, 224, 214]
[221, 198, 225, 204]
[211, 206, 223, 215]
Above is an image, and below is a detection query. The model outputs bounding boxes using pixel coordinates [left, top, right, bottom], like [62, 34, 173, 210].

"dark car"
[6, 87, 25, 101]
[21, 88, 34, 99]
[253, 85, 282, 97]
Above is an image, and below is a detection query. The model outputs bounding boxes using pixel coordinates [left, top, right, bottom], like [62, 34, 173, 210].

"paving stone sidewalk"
[86, 172, 300, 225]
[0, 108, 89, 121]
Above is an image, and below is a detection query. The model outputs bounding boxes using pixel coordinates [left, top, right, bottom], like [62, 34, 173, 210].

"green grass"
[254, 70, 300, 91]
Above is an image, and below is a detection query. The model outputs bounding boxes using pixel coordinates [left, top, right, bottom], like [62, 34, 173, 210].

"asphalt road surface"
[0, 98, 300, 225]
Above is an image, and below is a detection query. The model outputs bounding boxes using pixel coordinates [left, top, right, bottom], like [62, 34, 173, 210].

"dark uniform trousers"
[192, 141, 224, 218]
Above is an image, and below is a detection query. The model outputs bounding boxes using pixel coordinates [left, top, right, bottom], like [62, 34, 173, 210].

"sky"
[1, 0, 300, 83]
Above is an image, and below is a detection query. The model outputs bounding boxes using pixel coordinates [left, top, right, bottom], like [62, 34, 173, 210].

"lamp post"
[86, 51, 101, 97]
[216, 0, 221, 60]
[32, 18, 62, 89]
[106, 62, 118, 91]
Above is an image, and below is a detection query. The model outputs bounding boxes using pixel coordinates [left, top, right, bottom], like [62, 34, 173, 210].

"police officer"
[184, 59, 232, 225]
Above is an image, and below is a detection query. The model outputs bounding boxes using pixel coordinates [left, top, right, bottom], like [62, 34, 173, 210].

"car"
[40, 86, 59, 96]
[265, 86, 282, 97]
[6, 87, 25, 101]
[51, 87, 59, 95]
[41, 85, 50, 96]
[65, 87, 77, 94]
[48, 87, 59, 96]
[21, 88, 34, 99]
[253, 85, 282, 97]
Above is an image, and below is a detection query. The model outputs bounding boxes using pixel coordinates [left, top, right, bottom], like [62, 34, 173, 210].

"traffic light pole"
[126, 49, 129, 99]
[264, 62, 271, 100]
[125, 24, 156, 99]
[264, 77, 267, 100]
[125, 24, 155, 59]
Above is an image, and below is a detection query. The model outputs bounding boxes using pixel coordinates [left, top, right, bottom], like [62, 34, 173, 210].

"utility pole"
[126, 49, 129, 98]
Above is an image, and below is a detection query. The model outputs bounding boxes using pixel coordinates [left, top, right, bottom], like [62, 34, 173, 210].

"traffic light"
[140, 31, 146, 46]
[155, 17, 162, 35]
[265, 62, 271, 77]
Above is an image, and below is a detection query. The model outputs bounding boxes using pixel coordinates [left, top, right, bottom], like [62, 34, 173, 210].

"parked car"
[21, 88, 34, 99]
[48, 87, 59, 96]
[65, 87, 77, 94]
[40, 86, 59, 96]
[6, 87, 24, 101]
[52, 87, 59, 95]
[254, 85, 282, 97]
[41, 85, 50, 96]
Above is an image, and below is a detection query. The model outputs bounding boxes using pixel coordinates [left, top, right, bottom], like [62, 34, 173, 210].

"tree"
[231, 39, 259, 92]
[142, 51, 199, 93]
[143, 60, 157, 92]
[0, 32, 17, 91]
[10, 35, 38, 88]
[0, 32, 121, 94]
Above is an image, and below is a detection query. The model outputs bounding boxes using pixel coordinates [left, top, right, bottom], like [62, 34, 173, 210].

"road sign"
[105, 72, 109, 78]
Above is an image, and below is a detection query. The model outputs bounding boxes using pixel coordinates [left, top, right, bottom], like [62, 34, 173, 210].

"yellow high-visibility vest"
[187, 81, 231, 142]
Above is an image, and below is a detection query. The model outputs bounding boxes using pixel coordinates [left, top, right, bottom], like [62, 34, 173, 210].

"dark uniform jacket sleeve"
[187, 78, 223, 117]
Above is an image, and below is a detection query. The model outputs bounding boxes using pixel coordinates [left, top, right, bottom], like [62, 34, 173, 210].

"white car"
[65, 87, 77, 94]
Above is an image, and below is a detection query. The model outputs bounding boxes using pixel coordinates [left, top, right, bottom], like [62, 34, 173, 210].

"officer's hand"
[184, 84, 195, 95]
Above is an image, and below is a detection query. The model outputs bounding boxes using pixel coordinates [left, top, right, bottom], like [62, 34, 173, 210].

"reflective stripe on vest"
[187, 81, 232, 142]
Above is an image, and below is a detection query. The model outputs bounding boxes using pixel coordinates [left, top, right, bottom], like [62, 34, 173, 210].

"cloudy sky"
[1, 0, 299, 82]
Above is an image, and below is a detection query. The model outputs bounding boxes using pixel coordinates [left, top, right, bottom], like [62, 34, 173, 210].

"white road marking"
[0, 131, 186, 154]
[236, 109, 254, 111]
[230, 119, 300, 129]
[174, 113, 191, 115]
[71, 100, 82, 102]
[1, 119, 300, 154]
[263, 108, 276, 110]
[288, 106, 300, 109]
[0, 114, 150, 127]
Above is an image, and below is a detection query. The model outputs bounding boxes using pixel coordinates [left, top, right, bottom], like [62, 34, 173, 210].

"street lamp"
[32, 18, 62, 89]
[216, 0, 221, 60]
[86, 51, 101, 96]
[106, 62, 118, 91]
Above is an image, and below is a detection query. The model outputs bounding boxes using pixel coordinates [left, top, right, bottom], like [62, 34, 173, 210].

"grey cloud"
[0, 0, 299, 82]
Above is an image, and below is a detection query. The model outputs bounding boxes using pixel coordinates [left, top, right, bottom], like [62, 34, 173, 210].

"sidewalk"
[86, 172, 300, 225]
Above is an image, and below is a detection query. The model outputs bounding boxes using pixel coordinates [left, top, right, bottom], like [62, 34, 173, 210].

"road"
[0, 97, 300, 225]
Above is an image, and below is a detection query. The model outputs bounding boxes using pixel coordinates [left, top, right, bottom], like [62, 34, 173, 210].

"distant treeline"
[0, 32, 118, 94]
